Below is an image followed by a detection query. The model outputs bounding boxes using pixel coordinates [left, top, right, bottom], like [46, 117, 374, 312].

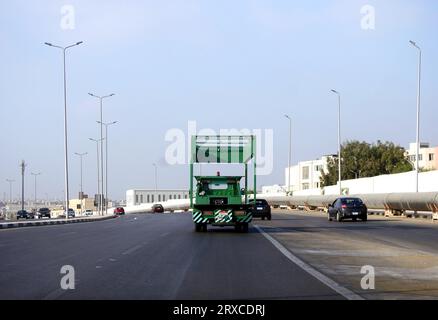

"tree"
[320, 140, 412, 187]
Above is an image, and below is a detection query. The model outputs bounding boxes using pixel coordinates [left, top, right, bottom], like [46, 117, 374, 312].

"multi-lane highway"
[1, 210, 438, 300]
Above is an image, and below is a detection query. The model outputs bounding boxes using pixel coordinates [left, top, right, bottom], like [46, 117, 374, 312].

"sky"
[0, 0, 437, 201]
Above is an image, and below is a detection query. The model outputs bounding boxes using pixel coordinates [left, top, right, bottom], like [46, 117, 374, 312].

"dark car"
[114, 207, 125, 215]
[151, 204, 164, 213]
[66, 208, 75, 218]
[328, 197, 367, 222]
[250, 199, 271, 220]
[17, 210, 33, 220]
[38, 207, 51, 219]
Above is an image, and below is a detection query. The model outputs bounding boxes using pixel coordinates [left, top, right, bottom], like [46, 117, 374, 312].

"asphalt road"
[1, 210, 438, 300]
[0, 212, 341, 300]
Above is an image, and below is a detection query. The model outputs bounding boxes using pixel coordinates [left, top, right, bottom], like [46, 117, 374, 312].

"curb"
[0, 215, 118, 230]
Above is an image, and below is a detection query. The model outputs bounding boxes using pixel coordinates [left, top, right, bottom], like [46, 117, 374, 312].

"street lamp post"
[6, 179, 14, 204]
[409, 40, 422, 193]
[97, 121, 117, 215]
[75, 152, 88, 214]
[89, 93, 115, 215]
[331, 89, 342, 196]
[153, 163, 158, 203]
[45, 41, 83, 219]
[89, 138, 104, 215]
[31, 172, 41, 207]
[284, 115, 292, 194]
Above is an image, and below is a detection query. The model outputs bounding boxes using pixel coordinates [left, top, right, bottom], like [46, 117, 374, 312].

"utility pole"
[331, 89, 342, 195]
[6, 179, 14, 204]
[31, 172, 41, 207]
[153, 163, 158, 202]
[284, 115, 292, 194]
[75, 152, 88, 214]
[20, 161, 27, 211]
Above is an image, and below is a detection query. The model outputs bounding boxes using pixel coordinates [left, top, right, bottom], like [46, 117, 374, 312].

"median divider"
[0, 215, 118, 230]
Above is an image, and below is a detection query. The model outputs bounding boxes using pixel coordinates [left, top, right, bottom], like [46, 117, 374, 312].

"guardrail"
[259, 192, 438, 218]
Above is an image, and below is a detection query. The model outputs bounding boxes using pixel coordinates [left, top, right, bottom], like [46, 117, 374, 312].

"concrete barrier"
[0, 215, 117, 230]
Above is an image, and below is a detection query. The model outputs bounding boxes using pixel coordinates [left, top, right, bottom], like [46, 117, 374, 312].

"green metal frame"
[190, 135, 256, 208]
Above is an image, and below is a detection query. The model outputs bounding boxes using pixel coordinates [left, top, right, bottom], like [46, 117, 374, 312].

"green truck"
[189, 135, 257, 233]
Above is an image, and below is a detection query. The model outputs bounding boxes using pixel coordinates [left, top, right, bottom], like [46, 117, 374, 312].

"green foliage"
[320, 140, 412, 187]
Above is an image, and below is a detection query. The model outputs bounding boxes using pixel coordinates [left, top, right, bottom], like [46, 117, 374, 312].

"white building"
[405, 143, 438, 171]
[284, 155, 334, 193]
[126, 189, 189, 207]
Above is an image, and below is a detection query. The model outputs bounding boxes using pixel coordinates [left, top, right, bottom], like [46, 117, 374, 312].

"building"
[126, 189, 189, 207]
[69, 198, 97, 213]
[284, 155, 333, 193]
[405, 143, 438, 171]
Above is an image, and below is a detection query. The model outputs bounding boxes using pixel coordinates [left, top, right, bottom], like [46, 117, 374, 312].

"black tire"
[267, 214, 272, 221]
[261, 216, 265, 221]
[202, 224, 208, 232]
[235, 224, 242, 232]
[241, 223, 249, 233]
[352, 217, 357, 222]
[362, 215, 368, 222]
[328, 214, 333, 222]
[336, 211, 343, 222]
[195, 224, 202, 232]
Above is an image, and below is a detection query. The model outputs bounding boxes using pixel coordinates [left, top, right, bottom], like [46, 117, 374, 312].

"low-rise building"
[405, 142, 438, 171]
[126, 189, 189, 207]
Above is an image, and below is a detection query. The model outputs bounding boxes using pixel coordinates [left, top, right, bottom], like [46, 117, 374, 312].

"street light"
[284, 115, 292, 194]
[152, 163, 158, 203]
[75, 152, 88, 214]
[409, 40, 422, 193]
[331, 89, 342, 195]
[97, 121, 117, 215]
[89, 93, 115, 214]
[45, 41, 83, 218]
[89, 138, 105, 215]
[6, 179, 14, 204]
[31, 172, 41, 207]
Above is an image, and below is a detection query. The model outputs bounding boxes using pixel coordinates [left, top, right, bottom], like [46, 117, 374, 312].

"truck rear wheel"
[235, 224, 242, 232]
[195, 224, 202, 232]
[241, 223, 249, 233]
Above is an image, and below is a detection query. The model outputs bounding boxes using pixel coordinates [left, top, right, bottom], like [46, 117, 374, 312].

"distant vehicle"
[66, 208, 75, 218]
[38, 208, 51, 219]
[151, 204, 164, 214]
[328, 197, 368, 222]
[17, 210, 33, 220]
[114, 207, 125, 215]
[84, 209, 93, 216]
[249, 199, 271, 221]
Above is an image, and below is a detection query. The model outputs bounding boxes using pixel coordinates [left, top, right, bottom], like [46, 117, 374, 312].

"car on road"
[84, 209, 93, 216]
[16, 210, 33, 220]
[114, 207, 125, 215]
[250, 199, 271, 220]
[328, 197, 367, 222]
[66, 208, 75, 218]
[151, 204, 164, 214]
[38, 208, 51, 219]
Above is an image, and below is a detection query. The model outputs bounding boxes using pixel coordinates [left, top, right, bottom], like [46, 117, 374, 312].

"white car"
[84, 210, 93, 216]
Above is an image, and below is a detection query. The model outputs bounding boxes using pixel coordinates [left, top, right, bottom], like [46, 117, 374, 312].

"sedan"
[249, 199, 272, 220]
[151, 204, 164, 213]
[328, 197, 367, 222]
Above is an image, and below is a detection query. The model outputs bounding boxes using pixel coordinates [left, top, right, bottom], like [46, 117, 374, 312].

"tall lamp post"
[89, 138, 104, 215]
[331, 89, 342, 196]
[284, 115, 292, 194]
[89, 93, 115, 214]
[153, 163, 158, 203]
[45, 41, 83, 219]
[97, 121, 117, 215]
[409, 40, 422, 193]
[6, 179, 14, 204]
[31, 172, 41, 207]
[75, 152, 88, 214]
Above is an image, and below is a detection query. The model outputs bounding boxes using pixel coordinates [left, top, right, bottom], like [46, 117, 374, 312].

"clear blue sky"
[1, 0, 437, 201]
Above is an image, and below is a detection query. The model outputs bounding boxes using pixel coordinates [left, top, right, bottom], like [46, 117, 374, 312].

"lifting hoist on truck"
[189, 135, 257, 233]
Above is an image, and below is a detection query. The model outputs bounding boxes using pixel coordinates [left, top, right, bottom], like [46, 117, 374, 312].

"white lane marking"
[255, 225, 364, 301]
[160, 232, 170, 237]
[122, 244, 142, 255]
